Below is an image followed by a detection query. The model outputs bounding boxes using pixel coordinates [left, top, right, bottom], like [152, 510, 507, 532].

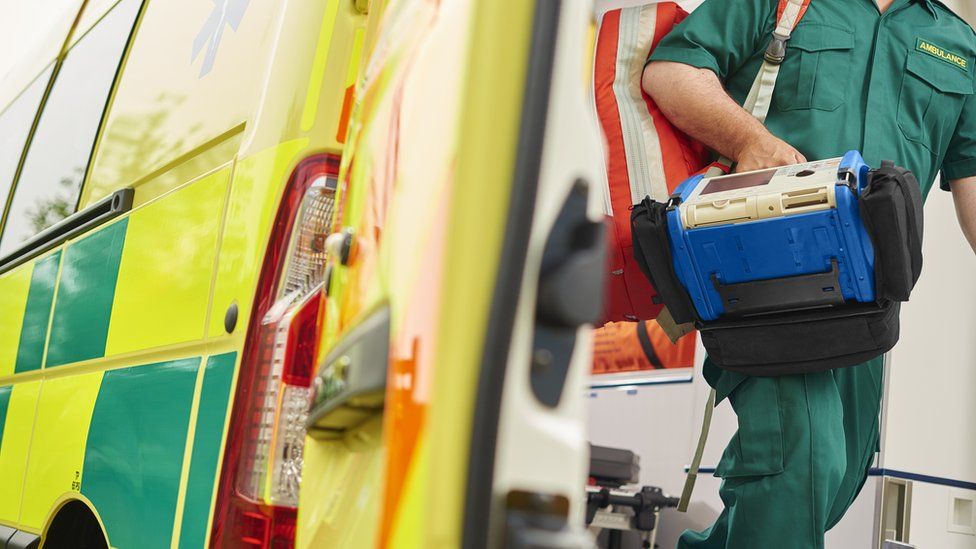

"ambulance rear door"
[299, 0, 605, 546]
[458, 0, 607, 546]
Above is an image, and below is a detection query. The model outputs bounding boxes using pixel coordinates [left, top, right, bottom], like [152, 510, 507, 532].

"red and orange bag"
[594, 2, 711, 323]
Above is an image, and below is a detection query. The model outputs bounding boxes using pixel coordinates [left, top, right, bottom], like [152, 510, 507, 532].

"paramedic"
[642, 0, 976, 547]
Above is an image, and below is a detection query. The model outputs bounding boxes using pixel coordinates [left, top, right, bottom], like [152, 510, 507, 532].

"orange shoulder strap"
[777, 0, 811, 28]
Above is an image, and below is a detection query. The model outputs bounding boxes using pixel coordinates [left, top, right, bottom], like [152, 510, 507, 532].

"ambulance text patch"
[917, 38, 968, 71]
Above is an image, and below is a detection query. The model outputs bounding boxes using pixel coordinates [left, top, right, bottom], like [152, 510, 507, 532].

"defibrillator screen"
[701, 168, 777, 195]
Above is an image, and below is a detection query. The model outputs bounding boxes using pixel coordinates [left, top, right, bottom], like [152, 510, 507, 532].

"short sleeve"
[941, 92, 976, 190]
[647, 0, 776, 80]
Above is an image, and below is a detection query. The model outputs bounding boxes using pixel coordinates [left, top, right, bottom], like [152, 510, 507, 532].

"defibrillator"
[630, 152, 923, 376]
[667, 151, 876, 321]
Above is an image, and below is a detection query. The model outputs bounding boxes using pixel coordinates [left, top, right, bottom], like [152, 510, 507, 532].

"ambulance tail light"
[211, 154, 339, 548]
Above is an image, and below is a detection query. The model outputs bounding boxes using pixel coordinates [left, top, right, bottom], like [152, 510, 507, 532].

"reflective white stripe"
[613, 5, 670, 206]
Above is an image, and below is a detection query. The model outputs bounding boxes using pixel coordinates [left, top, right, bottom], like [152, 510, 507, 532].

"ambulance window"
[0, 0, 141, 258]
[0, 66, 54, 234]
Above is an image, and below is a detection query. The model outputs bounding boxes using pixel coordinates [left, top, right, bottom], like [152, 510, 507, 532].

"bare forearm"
[642, 61, 805, 172]
[951, 177, 976, 253]
[643, 61, 763, 158]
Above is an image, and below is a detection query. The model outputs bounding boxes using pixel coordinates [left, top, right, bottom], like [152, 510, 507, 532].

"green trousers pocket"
[714, 377, 785, 478]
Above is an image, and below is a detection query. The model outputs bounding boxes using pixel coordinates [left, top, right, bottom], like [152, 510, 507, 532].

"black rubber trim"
[0, 188, 133, 275]
[635, 321, 663, 369]
[461, 1, 561, 547]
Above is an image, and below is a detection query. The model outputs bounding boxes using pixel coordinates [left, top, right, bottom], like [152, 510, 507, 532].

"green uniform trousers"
[678, 356, 884, 548]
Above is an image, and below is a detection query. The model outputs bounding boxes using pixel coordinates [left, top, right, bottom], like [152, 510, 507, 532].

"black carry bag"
[630, 162, 924, 376]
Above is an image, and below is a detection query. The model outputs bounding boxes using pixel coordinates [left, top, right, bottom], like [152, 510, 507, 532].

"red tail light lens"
[211, 154, 339, 548]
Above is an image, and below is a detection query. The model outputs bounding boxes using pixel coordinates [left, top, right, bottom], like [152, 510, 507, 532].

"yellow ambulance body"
[0, 0, 364, 547]
[298, 0, 604, 546]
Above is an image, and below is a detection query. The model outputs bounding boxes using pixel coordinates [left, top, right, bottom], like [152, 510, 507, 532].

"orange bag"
[592, 321, 696, 374]
[594, 2, 711, 323]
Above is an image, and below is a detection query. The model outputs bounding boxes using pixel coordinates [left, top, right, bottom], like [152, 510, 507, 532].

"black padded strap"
[636, 321, 664, 369]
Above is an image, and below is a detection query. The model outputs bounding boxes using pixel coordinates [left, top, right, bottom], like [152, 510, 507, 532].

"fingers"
[733, 137, 807, 173]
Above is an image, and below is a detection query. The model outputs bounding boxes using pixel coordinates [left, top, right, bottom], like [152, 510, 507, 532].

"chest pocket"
[774, 23, 854, 112]
[897, 48, 974, 156]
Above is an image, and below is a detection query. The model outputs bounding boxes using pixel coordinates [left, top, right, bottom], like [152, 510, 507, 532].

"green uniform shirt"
[650, 0, 976, 195]
[649, 0, 976, 398]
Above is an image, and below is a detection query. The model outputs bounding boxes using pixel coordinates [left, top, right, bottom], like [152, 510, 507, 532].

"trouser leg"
[826, 356, 884, 529]
[678, 372, 848, 549]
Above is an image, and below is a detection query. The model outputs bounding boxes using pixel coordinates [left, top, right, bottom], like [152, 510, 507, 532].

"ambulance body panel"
[0, 0, 365, 546]
[299, 0, 604, 546]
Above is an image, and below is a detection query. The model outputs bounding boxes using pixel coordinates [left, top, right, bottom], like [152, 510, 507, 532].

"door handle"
[307, 306, 390, 439]
[536, 181, 607, 328]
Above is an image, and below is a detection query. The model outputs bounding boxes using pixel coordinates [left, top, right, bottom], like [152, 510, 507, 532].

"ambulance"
[0, 0, 367, 547]
[297, 0, 606, 547]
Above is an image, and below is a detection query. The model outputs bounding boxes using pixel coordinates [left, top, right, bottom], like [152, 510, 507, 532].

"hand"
[734, 135, 806, 173]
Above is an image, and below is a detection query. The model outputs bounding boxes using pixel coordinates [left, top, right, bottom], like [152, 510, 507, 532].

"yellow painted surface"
[298, 417, 385, 549]
[206, 139, 308, 339]
[99, 126, 243, 210]
[300, 0, 531, 545]
[0, 266, 33, 377]
[346, 29, 366, 91]
[236, 0, 364, 157]
[0, 380, 41, 524]
[20, 371, 103, 530]
[84, 0, 280, 204]
[420, 0, 533, 545]
[105, 167, 229, 356]
[301, 0, 342, 132]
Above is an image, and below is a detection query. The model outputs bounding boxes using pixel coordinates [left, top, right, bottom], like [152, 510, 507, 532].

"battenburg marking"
[916, 38, 968, 70]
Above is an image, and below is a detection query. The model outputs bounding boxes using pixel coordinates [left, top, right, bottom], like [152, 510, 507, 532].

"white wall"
[943, 0, 973, 23]
[880, 186, 976, 548]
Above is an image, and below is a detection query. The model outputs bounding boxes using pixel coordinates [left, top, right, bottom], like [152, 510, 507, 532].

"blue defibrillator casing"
[667, 151, 876, 321]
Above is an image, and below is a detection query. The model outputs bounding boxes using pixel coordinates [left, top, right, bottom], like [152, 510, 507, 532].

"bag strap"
[677, 387, 715, 512]
[706, 0, 811, 176]
[680, 0, 811, 512]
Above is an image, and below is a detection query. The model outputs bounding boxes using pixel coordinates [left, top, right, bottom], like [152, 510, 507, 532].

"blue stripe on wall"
[869, 468, 976, 492]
